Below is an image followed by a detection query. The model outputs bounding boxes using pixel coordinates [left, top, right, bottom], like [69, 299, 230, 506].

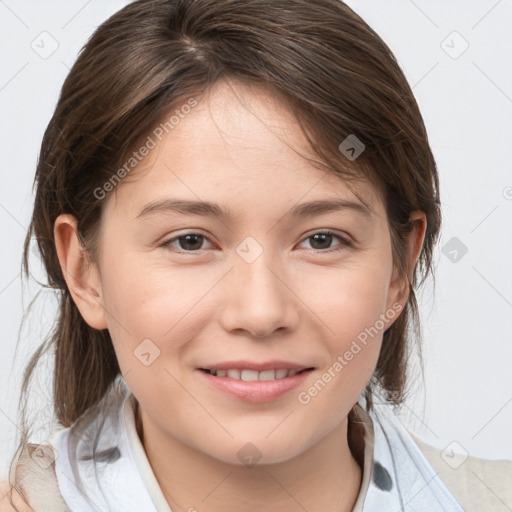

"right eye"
[160, 232, 215, 253]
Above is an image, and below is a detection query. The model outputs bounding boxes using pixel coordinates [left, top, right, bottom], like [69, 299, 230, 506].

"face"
[68, 80, 410, 465]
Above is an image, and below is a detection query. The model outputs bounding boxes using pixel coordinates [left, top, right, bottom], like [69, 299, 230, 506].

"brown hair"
[17, 0, 439, 450]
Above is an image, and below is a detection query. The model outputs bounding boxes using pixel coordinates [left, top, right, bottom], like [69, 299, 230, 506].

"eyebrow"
[135, 198, 373, 220]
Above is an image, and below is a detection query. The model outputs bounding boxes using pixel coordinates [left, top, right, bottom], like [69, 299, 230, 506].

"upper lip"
[199, 360, 314, 372]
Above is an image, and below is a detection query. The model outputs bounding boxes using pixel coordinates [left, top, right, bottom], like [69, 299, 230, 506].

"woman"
[2, 0, 510, 510]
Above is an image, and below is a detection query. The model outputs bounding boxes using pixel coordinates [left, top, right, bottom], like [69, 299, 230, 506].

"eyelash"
[159, 230, 353, 254]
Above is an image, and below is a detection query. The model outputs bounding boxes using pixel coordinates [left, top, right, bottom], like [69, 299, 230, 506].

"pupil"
[311, 233, 331, 250]
[180, 234, 203, 251]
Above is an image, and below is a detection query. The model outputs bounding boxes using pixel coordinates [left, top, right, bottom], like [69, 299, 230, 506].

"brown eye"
[299, 231, 352, 253]
[309, 233, 334, 250]
[161, 233, 212, 252]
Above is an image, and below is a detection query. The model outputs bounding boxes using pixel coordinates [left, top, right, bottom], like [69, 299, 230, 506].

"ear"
[53, 214, 108, 330]
[387, 210, 427, 311]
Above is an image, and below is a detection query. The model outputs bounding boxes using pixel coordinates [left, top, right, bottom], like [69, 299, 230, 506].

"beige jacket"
[410, 434, 512, 512]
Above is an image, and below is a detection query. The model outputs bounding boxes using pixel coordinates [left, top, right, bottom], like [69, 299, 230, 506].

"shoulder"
[410, 432, 512, 512]
[5, 442, 69, 512]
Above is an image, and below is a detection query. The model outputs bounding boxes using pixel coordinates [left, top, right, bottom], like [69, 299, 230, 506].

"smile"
[200, 368, 311, 381]
[197, 367, 315, 403]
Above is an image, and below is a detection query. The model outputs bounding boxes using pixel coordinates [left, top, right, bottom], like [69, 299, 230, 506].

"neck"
[136, 402, 364, 512]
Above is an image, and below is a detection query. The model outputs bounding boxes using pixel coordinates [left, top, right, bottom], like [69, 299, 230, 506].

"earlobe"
[53, 214, 108, 330]
[388, 211, 427, 312]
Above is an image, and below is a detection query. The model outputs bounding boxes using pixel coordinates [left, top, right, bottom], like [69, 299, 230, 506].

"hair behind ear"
[52, 292, 120, 427]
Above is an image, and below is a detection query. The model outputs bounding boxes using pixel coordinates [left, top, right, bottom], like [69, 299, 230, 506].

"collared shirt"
[16, 378, 466, 511]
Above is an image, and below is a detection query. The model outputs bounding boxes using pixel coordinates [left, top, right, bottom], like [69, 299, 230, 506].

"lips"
[197, 360, 315, 402]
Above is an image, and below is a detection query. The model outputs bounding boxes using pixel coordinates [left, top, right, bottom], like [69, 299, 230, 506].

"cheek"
[98, 251, 212, 367]
[294, 256, 392, 396]
[297, 255, 393, 341]
[294, 265, 389, 424]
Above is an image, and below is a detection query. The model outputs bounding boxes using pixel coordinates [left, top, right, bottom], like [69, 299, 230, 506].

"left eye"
[161, 231, 351, 254]
[298, 231, 352, 252]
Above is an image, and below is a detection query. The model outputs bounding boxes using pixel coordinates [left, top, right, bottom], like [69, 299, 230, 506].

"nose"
[218, 253, 300, 339]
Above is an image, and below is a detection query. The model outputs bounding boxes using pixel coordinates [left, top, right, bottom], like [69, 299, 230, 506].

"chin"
[203, 436, 307, 468]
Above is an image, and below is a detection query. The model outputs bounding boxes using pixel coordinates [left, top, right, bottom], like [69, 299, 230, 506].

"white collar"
[49, 380, 464, 511]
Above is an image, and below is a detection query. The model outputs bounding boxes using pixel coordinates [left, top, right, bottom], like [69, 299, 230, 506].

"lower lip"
[197, 369, 314, 403]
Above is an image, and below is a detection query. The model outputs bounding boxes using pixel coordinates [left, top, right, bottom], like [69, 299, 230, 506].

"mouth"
[196, 362, 315, 403]
[199, 367, 314, 381]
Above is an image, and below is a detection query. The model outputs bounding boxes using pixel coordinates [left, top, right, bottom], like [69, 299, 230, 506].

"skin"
[0, 484, 33, 512]
[51, 79, 426, 512]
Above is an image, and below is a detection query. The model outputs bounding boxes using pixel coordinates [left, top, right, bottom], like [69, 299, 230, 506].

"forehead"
[104, 80, 384, 221]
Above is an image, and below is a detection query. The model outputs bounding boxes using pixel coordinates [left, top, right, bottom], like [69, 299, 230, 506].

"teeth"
[241, 370, 259, 381]
[275, 369, 288, 379]
[258, 370, 276, 380]
[208, 368, 304, 380]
